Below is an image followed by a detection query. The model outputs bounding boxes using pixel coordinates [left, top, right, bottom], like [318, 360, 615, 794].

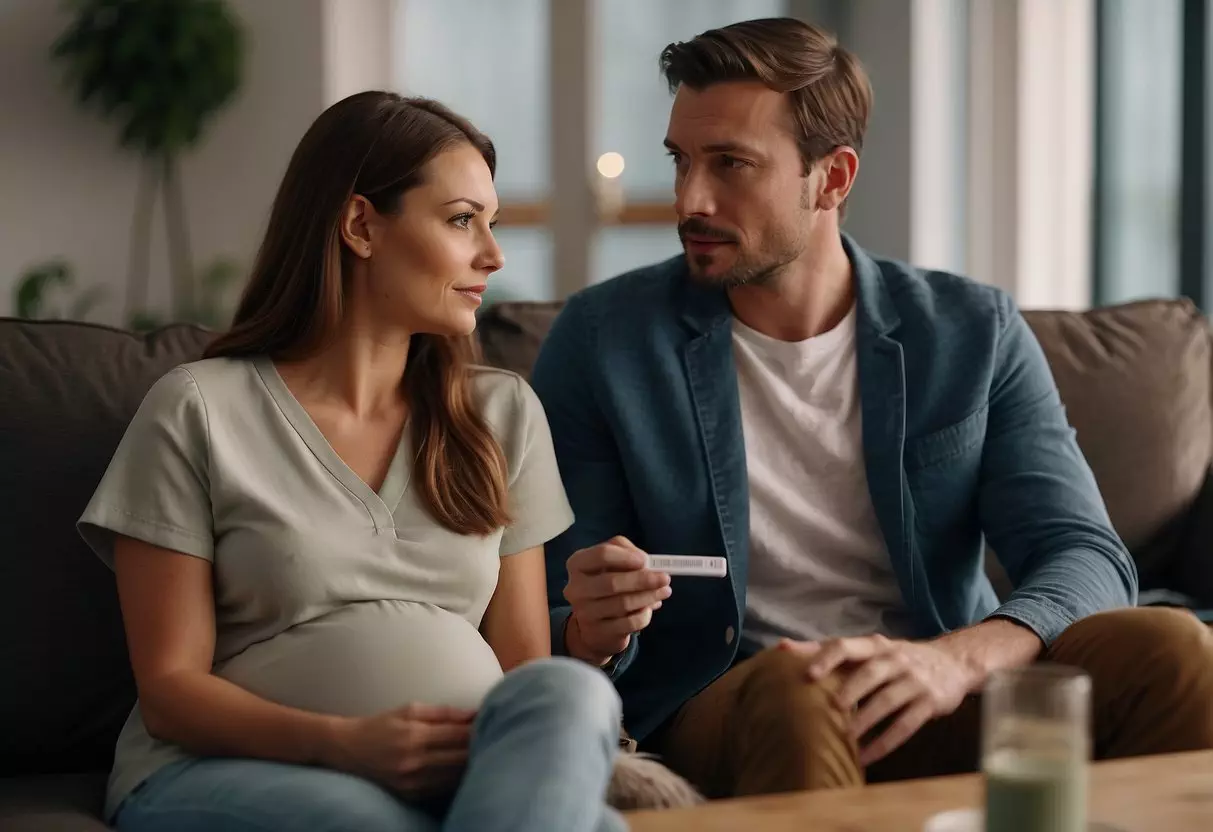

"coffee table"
[624, 750, 1213, 831]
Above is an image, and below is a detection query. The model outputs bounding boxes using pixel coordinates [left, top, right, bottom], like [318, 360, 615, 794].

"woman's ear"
[339, 195, 375, 260]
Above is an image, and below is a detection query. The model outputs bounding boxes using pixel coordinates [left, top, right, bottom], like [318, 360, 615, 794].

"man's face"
[664, 81, 815, 288]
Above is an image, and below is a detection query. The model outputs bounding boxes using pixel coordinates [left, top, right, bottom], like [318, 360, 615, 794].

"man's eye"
[720, 155, 746, 169]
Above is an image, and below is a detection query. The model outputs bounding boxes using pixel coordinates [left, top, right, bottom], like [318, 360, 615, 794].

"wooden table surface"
[625, 750, 1213, 831]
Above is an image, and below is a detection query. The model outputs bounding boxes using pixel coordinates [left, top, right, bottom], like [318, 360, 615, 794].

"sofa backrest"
[1021, 301, 1212, 573]
[0, 319, 215, 775]
[2, 297, 1210, 775]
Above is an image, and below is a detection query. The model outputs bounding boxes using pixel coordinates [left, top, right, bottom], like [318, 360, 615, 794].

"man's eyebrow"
[702, 141, 762, 155]
[442, 197, 486, 211]
[662, 138, 763, 156]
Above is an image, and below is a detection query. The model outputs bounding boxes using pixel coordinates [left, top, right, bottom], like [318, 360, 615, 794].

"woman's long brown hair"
[204, 91, 510, 536]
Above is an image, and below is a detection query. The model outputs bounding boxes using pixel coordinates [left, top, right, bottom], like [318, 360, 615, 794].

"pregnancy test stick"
[645, 555, 728, 577]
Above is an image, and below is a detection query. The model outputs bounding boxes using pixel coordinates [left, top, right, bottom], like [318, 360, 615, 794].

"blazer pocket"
[905, 405, 989, 471]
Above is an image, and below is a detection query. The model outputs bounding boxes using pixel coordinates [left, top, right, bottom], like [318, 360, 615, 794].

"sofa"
[2, 296, 1212, 830]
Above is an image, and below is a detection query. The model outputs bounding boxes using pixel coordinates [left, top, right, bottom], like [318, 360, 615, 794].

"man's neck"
[727, 230, 853, 343]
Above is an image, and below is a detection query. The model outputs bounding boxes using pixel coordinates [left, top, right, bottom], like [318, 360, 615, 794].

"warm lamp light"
[597, 151, 626, 179]
[595, 152, 625, 221]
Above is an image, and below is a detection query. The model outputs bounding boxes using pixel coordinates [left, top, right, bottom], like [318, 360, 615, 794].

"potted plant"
[50, 0, 245, 324]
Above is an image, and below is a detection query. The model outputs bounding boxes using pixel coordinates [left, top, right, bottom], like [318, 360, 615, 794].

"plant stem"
[127, 158, 158, 318]
[162, 153, 194, 318]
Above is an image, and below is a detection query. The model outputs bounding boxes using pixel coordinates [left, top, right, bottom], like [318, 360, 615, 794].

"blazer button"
[724, 626, 735, 645]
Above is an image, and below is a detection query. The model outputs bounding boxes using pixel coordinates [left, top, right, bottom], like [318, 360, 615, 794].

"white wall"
[841, 0, 916, 264]
[324, 0, 394, 107]
[0, 0, 326, 323]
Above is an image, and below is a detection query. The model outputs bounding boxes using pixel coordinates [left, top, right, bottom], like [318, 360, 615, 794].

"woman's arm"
[481, 545, 552, 672]
[114, 534, 348, 763]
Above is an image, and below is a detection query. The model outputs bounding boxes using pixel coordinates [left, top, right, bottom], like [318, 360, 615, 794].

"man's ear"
[813, 147, 860, 212]
[339, 195, 376, 260]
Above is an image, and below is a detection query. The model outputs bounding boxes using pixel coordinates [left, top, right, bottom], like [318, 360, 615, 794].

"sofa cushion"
[0, 318, 213, 776]
[1023, 299, 1212, 578]
[0, 773, 108, 831]
[475, 301, 565, 380]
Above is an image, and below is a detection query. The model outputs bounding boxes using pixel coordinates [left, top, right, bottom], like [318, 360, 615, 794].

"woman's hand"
[326, 703, 477, 797]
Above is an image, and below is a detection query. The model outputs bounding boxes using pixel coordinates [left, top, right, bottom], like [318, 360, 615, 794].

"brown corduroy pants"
[653, 607, 1213, 798]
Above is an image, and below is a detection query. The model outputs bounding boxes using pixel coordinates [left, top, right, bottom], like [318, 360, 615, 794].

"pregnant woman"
[78, 91, 625, 832]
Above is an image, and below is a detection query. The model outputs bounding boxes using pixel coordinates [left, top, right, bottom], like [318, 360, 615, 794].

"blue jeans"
[112, 658, 627, 832]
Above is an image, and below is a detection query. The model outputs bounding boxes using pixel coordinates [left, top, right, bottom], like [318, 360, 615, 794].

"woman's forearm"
[139, 670, 351, 767]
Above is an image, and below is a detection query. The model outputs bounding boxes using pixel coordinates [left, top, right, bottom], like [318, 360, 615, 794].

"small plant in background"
[13, 260, 108, 321]
[50, 0, 245, 325]
[124, 255, 242, 332]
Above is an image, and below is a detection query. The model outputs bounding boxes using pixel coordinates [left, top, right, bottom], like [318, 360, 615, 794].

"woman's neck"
[279, 325, 411, 418]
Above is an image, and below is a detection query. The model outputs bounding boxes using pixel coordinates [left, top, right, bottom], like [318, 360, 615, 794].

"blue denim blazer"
[531, 233, 1137, 741]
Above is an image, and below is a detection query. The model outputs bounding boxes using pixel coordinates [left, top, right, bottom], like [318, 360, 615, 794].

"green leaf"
[50, 0, 246, 156]
[128, 310, 164, 333]
[14, 260, 74, 319]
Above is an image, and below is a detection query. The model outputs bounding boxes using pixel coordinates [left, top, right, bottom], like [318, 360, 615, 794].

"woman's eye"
[451, 213, 474, 229]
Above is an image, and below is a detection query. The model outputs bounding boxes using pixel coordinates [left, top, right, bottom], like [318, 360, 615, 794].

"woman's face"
[346, 142, 504, 338]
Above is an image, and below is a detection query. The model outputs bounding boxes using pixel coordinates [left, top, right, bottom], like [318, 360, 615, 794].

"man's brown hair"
[659, 17, 872, 172]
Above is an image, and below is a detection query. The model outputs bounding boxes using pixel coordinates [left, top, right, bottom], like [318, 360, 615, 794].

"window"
[593, 0, 786, 282]
[1094, 0, 1184, 305]
[394, 0, 549, 199]
[394, 0, 555, 302]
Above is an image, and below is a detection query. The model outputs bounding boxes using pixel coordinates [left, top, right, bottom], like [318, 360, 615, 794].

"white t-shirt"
[732, 305, 913, 652]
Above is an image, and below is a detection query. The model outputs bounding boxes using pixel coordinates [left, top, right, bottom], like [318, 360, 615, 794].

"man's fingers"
[777, 638, 822, 657]
[579, 587, 670, 621]
[859, 701, 933, 767]
[835, 657, 904, 709]
[807, 635, 890, 680]
[566, 569, 669, 604]
[597, 569, 670, 598]
[595, 607, 655, 637]
[850, 678, 920, 739]
[568, 541, 648, 576]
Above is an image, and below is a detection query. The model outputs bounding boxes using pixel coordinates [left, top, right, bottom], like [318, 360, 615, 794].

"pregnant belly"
[216, 601, 504, 716]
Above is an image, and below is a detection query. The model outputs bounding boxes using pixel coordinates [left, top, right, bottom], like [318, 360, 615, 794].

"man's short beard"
[687, 253, 789, 290]
[678, 216, 801, 290]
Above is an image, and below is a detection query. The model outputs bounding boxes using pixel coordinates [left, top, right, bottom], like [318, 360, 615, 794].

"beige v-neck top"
[77, 356, 574, 818]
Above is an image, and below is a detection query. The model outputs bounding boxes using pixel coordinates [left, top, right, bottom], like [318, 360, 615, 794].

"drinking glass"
[981, 664, 1092, 832]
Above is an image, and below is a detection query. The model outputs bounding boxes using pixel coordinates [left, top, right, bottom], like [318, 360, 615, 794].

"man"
[531, 17, 1213, 798]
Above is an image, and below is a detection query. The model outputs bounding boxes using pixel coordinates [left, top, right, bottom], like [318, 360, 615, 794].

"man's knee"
[736, 648, 853, 742]
[1051, 607, 1213, 752]
[1051, 606, 1213, 671]
[728, 648, 862, 793]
